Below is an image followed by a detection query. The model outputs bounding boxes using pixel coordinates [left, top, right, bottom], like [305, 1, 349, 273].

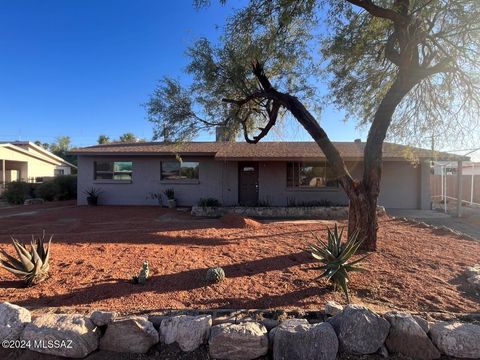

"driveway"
[387, 208, 480, 240]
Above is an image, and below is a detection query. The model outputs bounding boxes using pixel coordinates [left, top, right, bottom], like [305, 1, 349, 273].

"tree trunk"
[347, 184, 378, 251]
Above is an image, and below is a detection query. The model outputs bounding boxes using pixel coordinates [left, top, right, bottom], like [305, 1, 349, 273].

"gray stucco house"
[72, 140, 456, 209]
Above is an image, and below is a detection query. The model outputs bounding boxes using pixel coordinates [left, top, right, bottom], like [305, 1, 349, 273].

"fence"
[430, 174, 480, 205]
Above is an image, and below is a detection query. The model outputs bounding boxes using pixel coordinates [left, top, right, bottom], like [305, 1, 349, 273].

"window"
[161, 161, 199, 180]
[287, 162, 338, 188]
[54, 169, 65, 176]
[94, 161, 132, 180]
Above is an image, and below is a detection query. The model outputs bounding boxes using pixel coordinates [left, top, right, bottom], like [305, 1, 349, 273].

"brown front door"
[239, 162, 259, 206]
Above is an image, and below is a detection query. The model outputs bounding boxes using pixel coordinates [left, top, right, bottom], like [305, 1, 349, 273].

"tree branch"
[346, 0, 406, 24]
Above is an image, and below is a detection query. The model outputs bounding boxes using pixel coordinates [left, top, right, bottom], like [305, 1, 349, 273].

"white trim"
[9, 141, 77, 168]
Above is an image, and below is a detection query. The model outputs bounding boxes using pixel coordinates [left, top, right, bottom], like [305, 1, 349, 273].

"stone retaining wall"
[191, 205, 386, 219]
[1, 301, 479, 359]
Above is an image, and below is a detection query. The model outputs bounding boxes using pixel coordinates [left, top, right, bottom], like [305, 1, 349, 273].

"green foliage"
[48, 136, 77, 166]
[0, 231, 52, 286]
[35, 181, 58, 202]
[147, 0, 480, 151]
[53, 175, 77, 200]
[119, 132, 138, 143]
[309, 224, 369, 302]
[83, 187, 102, 199]
[206, 267, 225, 284]
[198, 197, 220, 207]
[163, 188, 175, 200]
[97, 135, 110, 144]
[34, 176, 77, 202]
[2, 182, 36, 205]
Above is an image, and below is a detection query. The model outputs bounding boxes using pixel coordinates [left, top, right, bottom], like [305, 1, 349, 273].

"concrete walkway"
[388, 209, 480, 240]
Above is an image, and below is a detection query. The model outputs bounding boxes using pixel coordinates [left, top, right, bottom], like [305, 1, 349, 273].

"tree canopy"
[147, 0, 480, 151]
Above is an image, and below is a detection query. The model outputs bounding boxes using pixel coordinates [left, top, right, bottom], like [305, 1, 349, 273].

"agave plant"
[0, 231, 52, 286]
[309, 224, 369, 302]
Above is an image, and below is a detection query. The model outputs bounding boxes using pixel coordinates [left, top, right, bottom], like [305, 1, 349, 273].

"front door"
[238, 162, 259, 206]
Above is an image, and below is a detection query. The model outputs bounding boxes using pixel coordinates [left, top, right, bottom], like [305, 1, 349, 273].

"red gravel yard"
[0, 202, 478, 314]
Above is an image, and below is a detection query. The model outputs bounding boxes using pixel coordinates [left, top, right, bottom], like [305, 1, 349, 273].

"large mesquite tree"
[147, 0, 480, 250]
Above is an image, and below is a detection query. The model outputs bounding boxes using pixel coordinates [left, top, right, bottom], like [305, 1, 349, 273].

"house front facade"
[70, 141, 456, 210]
[0, 141, 76, 192]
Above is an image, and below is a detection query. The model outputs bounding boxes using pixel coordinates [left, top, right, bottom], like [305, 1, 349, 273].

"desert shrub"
[34, 175, 77, 201]
[52, 175, 77, 200]
[35, 181, 58, 201]
[2, 182, 36, 204]
[309, 224, 369, 302]
[163, 188, 175, 200]
[198, 197, 220, 207]
[0, 230, 52, 286]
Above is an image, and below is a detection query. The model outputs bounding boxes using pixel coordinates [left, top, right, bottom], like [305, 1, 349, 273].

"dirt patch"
[220, 213, 262, 229]
[0, 203, 478, 314]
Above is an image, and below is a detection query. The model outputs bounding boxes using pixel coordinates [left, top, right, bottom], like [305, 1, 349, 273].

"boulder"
[21, 313, 99, 358]
[384, 311, 440, 360]
[0, 302, 31, 341]
[328, 304, 390, 354]
[272, 318, 338, 360]
[430, 321, 480, 358]
[467, 274, 480, 290]
[324, 301, 343, 316]
[412, 315, 430, 333]
[260, 318, 279, 331]
[160, 315, 211, 352]
[90, 310, 116, 327]
[100, 316, 158, 353]
[465, 264, 480, 277]
[209, 321, 268, 360]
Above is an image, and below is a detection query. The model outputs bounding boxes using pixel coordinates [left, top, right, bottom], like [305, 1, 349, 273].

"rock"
[324, 301, 343, 316]
[384, 311, 440, 360]
[148, 314, 169, 330]
[260, 318, 279, 331]
[0, 302, 31, 341]
[377, 345, 389, 358]
[24, 198, 44, 205]
[430, 321, 480, 358]
[272, 318, 338, 360]
[467, 274, 480, 290]
[100, 316, 159, 353]
[209, 321, 268, 360]
[90, 310, 116, 326]
[328, 304, 390, 354]
[160, 315, 211, 352]
[465, 264, 480, 277]
[412, 315, 430, 333]
[21, 313, 99, 358]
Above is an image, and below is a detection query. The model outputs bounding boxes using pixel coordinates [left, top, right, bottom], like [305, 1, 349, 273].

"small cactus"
[206, 267, 225, 284]
[132, 261, 149, 284]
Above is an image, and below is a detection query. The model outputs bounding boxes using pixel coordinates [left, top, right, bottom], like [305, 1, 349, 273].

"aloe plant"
[309, 224, 369, 302]
[0, 231, 52, 286]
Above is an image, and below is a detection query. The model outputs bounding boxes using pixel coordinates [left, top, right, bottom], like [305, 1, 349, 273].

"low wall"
[1, 302, 479, 359]
[191, 205, 386, 219]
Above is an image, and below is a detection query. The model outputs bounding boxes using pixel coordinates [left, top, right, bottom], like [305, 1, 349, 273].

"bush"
[35, 181, 58, 201]
[2, 182, 36, 204]
[53, 175, 77, 200]
[34, 175, 77, 201]
[198, 197, 220, 207]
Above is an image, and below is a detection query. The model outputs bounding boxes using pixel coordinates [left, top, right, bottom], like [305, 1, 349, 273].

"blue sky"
[0, 0, 364, 147]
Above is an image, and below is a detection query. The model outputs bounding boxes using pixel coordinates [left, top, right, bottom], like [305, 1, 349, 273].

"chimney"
[354, 138, 361, 143]
[215, 126, 236, 142]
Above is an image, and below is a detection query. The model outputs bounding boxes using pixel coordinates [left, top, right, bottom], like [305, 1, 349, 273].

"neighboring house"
[71, 140, 465, 210]
[0, 141, 76, 191]
[433, 161, 480, 176]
